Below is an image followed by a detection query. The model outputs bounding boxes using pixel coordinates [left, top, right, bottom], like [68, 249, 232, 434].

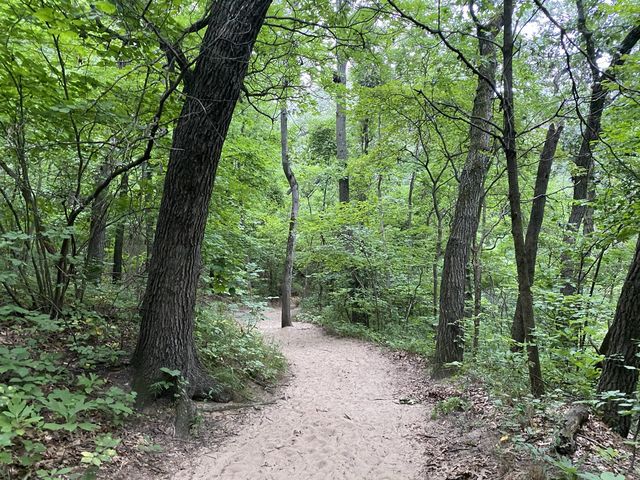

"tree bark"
[503, 0, 544, 397]
[471, 202, 485, 355]
[281, 105, 299, 328]
[597, 236, 640, 437]
[131, 0, 272, 402]
[433, 18, 499, 377]
[555, 405, 590, 455]
[511, 124, 563, 345]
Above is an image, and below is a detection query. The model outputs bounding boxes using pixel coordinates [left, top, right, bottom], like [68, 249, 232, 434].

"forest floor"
[105, 307, 635, 479]
[108, 307, 511, 479]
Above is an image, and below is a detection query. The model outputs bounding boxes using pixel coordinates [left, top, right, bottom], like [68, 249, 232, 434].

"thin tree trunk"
[597, 236, 640, 437]
[432, 217, 442, 320]
[336, 0, 349, 203]
[433, 17, 500, 377]
[503, 0, 544, 397]
[112, 173, 128, 283]
[431, 180, 444, 319]
[131, 0, 272, 402]
[281, 105, 299, 328]
[361, 117, 370, 155]
[472, 202, 485, 355]
[377, 174, 385, 239]
[464, 262, 473, 320]
[84, 161, 111, 288]
[407, 171, 416, 229]
[142, 162, 154, 263]
[511, 124, 563, 345]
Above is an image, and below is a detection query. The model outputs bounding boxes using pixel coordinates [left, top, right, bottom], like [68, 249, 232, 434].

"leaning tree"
[132, 0, 272, 402]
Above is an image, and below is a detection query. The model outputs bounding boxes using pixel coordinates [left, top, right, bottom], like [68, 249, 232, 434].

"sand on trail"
[174, 308, 428, 480]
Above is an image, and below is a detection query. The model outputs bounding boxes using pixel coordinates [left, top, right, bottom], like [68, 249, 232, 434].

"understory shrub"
[0, 305, 135, 479]
[195, 303, 285, 397]
[303, 305, 435, 357]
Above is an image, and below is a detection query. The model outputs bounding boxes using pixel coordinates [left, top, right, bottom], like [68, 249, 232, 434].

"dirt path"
[174, 308, 427, 479]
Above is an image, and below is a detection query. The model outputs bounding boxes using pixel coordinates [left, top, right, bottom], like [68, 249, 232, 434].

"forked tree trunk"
[511, 124, 563, 345]
[131, 0, 272, 402]
[281, 105, 299, 328]
[433, 18, 500, 377]
[503, 0, 544, 397]
[597, 237, 640, 437]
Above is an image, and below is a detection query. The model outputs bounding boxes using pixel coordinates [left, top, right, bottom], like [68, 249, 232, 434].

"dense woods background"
[0, 0, 639, 477]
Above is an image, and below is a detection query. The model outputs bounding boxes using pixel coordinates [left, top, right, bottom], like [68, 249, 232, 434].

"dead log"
[555, 405, 590, 455]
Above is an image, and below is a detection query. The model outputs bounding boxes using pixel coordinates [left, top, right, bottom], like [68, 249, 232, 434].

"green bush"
[305, 305, 435, 357]
[195, 303, 285, 396]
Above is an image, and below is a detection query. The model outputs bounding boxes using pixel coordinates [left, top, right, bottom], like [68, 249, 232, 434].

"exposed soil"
[173, 308, 428, 479]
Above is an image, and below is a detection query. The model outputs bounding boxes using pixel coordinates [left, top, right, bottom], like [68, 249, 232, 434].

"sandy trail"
[174, 308, 427, 480]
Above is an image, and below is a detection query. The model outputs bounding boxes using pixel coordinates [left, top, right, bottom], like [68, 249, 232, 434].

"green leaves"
[33, 8, 56, 23]
[0, 325, 134, 475]
[94, 1, 117, 15]
[195, 304, 285, 394]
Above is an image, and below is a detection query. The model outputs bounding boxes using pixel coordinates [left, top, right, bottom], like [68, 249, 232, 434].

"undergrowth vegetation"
[298, 305, 434, 357]
[195, 303, 285, 397]
[0, 301, 136, 478]
[0, 297, 283, 478]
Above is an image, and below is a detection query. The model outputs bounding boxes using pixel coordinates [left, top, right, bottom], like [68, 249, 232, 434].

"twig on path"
[199, 401, 277, 413]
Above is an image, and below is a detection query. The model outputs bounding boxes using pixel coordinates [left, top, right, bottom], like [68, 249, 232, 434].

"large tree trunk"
[597, 237, 640, 437]
[433, 19, 499, 377]
[511, 124, 563, 345]
[112, 173, 128, 283]
[502, 0, 544, 397]
[131, 0, 272, 402]
[281, 105, 299, 328]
